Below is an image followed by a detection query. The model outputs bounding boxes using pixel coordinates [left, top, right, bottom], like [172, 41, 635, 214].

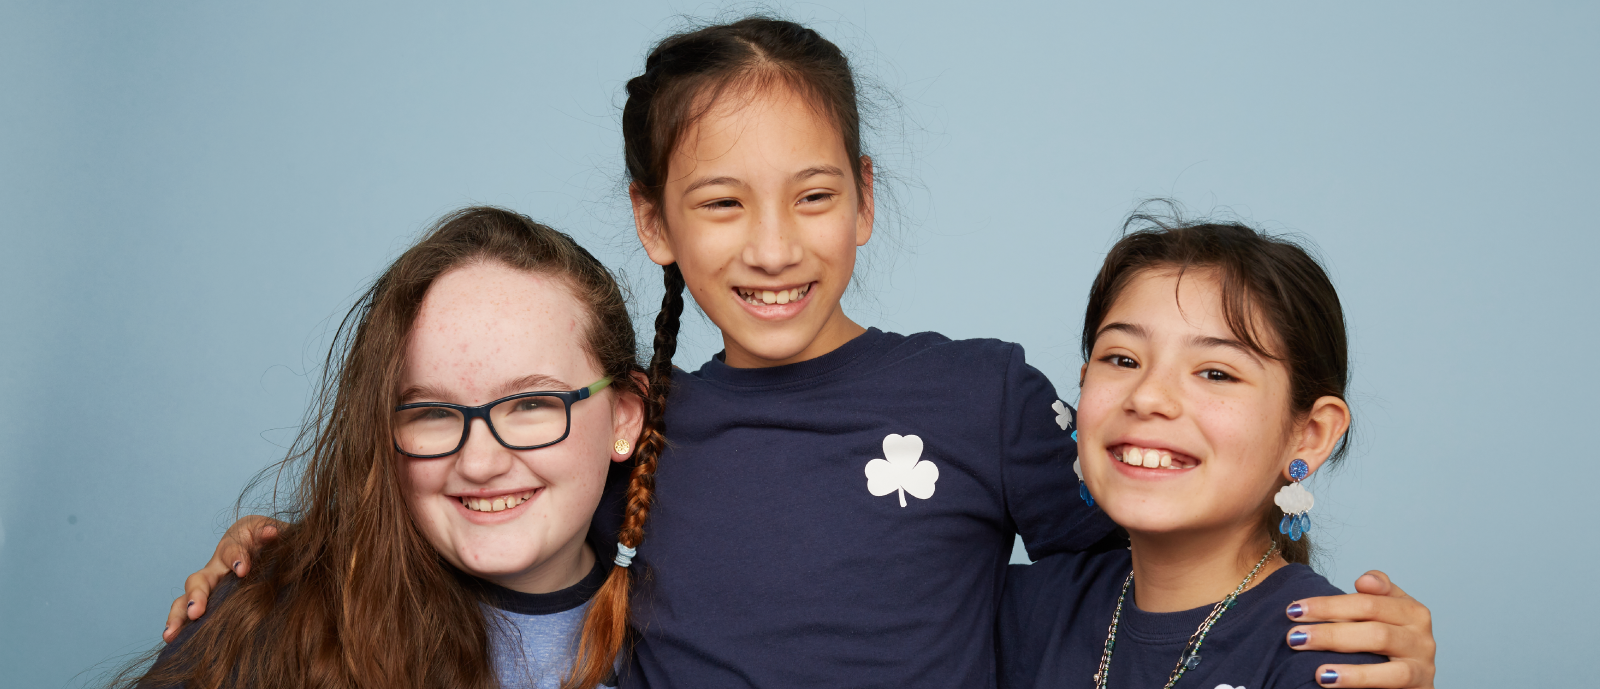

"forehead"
[1107, 268, 1227, 329]
[671, 81, 847, 173]
[405, 261, 593, 389]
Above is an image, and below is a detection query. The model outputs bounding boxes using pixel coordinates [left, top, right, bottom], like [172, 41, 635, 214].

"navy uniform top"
[998, 549, 1386, 689]
[591, 328, 1117, 688]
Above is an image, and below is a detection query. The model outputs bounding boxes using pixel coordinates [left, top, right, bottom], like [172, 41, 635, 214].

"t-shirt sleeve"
[998, 344, 1117, 559]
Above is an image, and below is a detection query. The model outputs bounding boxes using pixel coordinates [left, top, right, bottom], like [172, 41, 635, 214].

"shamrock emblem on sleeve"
[865, 434, 939, 507]
[1053, 399, 1077, 440]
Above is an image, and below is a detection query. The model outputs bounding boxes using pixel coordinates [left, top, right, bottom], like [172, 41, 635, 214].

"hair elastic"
[614, 542, 638, 568]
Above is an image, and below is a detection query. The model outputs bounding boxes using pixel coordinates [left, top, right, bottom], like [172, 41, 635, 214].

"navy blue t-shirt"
[998, 549, 1385, 689]
[592, 328, 1116, 688]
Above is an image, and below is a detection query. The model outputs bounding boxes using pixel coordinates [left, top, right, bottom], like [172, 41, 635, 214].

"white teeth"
[1123, 448, 1142, 465]
[492, 498, 506, 512]
[1160, 452, 1172, 468]
[1143, 451, 1160, 468]
[762, 290, 776, 304]
[776, 289, 790, 304]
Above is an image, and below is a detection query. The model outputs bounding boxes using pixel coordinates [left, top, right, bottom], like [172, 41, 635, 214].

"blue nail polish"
[1319, 669, 1339, 685]
[1287, 603, 1304, 618]
[234, 560, 242, 570]
[1289, 631, 1308, 647]
[186, 601, 194, 608]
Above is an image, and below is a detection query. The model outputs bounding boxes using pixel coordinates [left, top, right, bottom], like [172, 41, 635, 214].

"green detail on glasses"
[585, 376, 612, 398]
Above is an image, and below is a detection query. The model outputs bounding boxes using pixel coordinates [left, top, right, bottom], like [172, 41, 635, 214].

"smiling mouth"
[736, 283, 812, 306]
[457, 490, 537, 513]
[1112, 445, 1198, 470]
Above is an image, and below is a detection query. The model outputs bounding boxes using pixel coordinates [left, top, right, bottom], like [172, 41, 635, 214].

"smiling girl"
[126, 208, 650, 688]
[167, 17, 1435, 688]
[999, 214, 1412, 688]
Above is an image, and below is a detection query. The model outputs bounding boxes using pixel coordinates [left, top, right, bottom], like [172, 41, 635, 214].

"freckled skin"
[1077, 269, 1296, 538]
[634, 82, 875, 369]
[401, 262, 644, 594]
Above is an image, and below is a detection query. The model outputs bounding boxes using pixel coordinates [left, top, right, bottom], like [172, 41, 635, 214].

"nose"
[1125, 364, 1182, 420]
[454, 418, 515, 483]
[740, 205, 804, 274]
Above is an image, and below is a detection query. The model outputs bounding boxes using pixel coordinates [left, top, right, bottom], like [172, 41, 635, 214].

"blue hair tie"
[615, 543, 638, 568]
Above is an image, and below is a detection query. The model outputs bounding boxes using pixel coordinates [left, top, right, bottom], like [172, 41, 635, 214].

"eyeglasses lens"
[393, 395, 568, 456]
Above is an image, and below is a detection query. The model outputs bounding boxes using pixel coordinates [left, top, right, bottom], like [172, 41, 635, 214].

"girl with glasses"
[121, 207, 654, 688]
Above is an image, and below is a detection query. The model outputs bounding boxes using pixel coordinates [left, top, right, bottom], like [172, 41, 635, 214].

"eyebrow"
[682, 175, 744, 195]
[1190, 335, 1265, 366]
[680, 165, 845, 196]
[793, 164, 845, 183]
[398, 373, 572, 405]
[1096, 322, 1149, 341]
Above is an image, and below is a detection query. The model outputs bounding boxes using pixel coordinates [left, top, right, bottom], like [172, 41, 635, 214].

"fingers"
[1311, 659, 1432, 688]
[218, 515, 282, 578]
[1353, 570, 1410, 600]
[163, 594, 190, 642]
[1286, 620, 1430, 666]
[1286, 591, 1429, 628]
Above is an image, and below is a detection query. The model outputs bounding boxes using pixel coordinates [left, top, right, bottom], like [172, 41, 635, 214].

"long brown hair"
[1080, 203, 1351, 566]
[563, 17, 871, 689]
[119, 207, 645, 689]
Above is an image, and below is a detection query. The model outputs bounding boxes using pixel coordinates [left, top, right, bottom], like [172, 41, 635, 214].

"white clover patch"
[1052, 399, 1075, 431]
[865, 434, 939, 507]
[1215, 685, 1246, 689]
[1073, 458, 1084, 481]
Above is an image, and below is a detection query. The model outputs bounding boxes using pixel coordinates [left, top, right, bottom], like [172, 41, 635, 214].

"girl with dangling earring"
[166, 17, 1436, 689]
[1000, 210, 1397, 689]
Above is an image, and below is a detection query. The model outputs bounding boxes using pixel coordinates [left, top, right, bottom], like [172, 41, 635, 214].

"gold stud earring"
[614, 439, 631, 455]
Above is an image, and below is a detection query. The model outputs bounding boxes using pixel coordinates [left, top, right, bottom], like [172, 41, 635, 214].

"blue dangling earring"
[1055, 400, 1094, 506]
[1273, 459, 1314, 541]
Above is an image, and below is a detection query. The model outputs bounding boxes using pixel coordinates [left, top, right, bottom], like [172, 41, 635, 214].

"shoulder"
[1244, 566, 1388, 688]
[1001, 549, 1130, 631]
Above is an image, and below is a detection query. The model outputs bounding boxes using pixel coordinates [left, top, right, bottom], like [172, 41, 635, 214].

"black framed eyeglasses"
[392, 377, 612, 458]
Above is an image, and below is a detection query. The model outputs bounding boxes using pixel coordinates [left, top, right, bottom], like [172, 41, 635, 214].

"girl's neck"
[486, 538, 596, 595]
[722, 308, 866, 369]
[1126, 525, 1286, 613]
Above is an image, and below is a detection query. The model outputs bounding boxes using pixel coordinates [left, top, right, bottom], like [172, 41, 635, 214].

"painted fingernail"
[1286, 603, 1304, 618]
[234, 560, 242, 573]
[1289, 630, 1308, 647]
[1319, 669, 1339, 685]
[186, 600, 194, 608]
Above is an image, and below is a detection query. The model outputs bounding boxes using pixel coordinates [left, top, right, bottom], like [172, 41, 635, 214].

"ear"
[854, 155, 875, 247]
[1289, 395, 1351, 477]
[631, 183, 676, 267]
[609, 370, 650, 463]
[1079, 362, 1088, 388]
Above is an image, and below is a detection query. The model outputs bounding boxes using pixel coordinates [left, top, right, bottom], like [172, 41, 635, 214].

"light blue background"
[2, 2, 1593, 686]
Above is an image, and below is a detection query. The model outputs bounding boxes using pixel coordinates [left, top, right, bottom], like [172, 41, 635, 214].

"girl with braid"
[166, 16, 1437, 689]
[127, 207, 653, 689]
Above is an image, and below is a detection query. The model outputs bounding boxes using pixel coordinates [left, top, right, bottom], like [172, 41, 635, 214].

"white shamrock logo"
[865, 434, 939, 507]
[1052, 399, 1075, 431]
[1215, 685, 1246, 689]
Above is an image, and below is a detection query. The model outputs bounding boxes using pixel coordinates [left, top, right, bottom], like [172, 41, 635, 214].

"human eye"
[798, 191, 836, 205]
[1198, 368, 1236, 382]
[415, 407, 455, 420]
[510, 397, 550, 413]
[701, 198, 742, 210]
[1099, 354, 1138, 369]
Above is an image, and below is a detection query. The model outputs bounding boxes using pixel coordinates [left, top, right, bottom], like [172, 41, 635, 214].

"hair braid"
[563, 263, 683, 689]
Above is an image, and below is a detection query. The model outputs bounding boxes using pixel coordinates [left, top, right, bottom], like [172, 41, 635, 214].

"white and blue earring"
[1055, 400, 1094, 507]
[1274, 459, 1314, 541]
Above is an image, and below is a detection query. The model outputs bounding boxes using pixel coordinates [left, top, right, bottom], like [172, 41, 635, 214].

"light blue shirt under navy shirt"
[474, 557, 613, 689]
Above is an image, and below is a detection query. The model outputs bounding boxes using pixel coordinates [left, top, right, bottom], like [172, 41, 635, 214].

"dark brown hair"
[1080, 204, 1351, 565]
[575, 19, 866, 687]
[118, 207, 644, 689]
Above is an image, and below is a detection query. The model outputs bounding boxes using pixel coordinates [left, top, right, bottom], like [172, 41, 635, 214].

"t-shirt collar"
[467, 556, 608, 616]
[694, 327, 886, 388]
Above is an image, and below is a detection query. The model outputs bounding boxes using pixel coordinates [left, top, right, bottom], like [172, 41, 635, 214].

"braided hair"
[565, 16, 865, 689]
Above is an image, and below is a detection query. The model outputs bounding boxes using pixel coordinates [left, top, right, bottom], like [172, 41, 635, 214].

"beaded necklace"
[1091, 543, 1279, 689]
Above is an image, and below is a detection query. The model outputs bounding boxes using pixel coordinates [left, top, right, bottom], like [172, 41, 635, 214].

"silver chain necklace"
[1092, 543, 1279, 689]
